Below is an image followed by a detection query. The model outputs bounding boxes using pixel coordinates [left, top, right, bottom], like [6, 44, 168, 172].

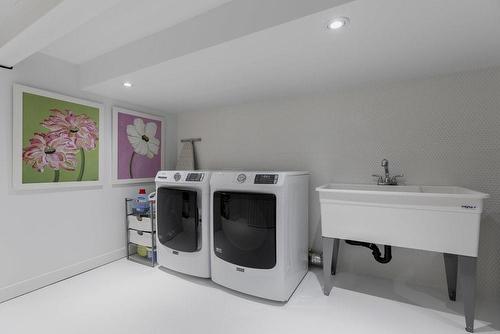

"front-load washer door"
[157, 188, 199, 252]
[213, 191, 276, 269]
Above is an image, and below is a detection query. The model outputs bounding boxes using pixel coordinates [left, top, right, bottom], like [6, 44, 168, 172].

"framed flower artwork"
[13, 84, 104, 190]
[112, 107, 164, 184]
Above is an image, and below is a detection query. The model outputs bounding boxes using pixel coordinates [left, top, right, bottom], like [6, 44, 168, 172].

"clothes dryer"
[210, 171, 309, 301]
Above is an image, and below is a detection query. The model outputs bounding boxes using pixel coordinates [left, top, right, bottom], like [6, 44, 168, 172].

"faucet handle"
[390, 174, 404, 184]
[372, 174, 383, 184]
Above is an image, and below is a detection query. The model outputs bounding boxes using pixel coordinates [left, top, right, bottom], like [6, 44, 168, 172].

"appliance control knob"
[174, 173, 181, 181]
[237, 174, 247, 183]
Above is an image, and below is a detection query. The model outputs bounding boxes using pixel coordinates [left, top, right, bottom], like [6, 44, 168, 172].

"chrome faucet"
[372, 159, 403, 185]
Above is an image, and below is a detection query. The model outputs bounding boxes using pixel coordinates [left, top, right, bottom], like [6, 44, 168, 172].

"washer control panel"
[156, 171, 209, 184]
[254, 174, 278, 184]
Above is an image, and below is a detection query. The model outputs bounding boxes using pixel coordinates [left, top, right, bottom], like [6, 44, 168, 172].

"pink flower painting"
[42, 109, 98, 150]
[22, 108, 99, 182]
[22, 133, 78, 174]
[16, 86, 101, 188]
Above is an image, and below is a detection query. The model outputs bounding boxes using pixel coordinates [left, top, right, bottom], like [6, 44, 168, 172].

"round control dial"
[236, 173, 247, 183]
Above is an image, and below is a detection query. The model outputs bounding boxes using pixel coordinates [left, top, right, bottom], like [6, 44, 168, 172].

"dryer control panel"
[254, 174, 278, 184]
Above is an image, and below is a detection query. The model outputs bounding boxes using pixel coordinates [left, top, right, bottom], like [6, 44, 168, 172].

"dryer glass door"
[157, 188, 199, 252]
[213, 191, 276, 269]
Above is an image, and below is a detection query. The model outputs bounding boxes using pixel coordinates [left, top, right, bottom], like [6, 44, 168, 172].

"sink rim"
[316, 183, 490, 199]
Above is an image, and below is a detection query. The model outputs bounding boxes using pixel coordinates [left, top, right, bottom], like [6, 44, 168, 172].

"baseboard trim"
[0, 248, 126, 303]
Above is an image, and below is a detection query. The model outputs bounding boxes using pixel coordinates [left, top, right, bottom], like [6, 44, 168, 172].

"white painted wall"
[0, 54, 177, 302]
[177, 66, 500, 301]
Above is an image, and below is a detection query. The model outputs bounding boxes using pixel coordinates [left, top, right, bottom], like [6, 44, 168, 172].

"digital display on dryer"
[254, 174, 278, 184]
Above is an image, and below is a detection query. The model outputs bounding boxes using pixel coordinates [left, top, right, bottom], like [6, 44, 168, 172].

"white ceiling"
[3, 0, 500, 113]
[80, 0, 500, 112]
[0, 0, 62, 47]
[41, 0, 232, 64]
[0, 0, 123, 67]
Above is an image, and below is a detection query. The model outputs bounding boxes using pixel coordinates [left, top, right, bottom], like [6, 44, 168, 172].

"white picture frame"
[12, 84, 105, 190]
[112, 106, 165, 184]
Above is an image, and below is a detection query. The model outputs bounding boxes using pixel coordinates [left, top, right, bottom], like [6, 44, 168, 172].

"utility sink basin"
[316, 183, 489, 256]
[317, 183, 489, 332]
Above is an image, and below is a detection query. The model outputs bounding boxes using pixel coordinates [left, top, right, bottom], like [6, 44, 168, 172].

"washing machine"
[155, 170, 211, 278]
[210, 171, 309, 301]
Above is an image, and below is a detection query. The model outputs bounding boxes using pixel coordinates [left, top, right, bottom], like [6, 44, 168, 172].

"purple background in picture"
[117, 112, 162, 179]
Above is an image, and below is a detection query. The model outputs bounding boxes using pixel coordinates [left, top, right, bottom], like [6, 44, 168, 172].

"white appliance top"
[213, 170, 310, 175]
[210, 171, 310, 186]
[155, 170, 211, 184]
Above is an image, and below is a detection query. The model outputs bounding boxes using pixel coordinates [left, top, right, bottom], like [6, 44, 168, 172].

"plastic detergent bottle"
[135, 188, 150, 215]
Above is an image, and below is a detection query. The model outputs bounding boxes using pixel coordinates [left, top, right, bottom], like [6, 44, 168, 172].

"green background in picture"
[22, 92, 100, 183]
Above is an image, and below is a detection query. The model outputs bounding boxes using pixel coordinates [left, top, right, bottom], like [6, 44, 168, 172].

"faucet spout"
[372, 159, 403, 185]
[381, 159, 390, 178]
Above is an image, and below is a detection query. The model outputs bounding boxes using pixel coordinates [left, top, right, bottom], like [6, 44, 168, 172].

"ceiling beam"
[79, 0, 354, 89]
[0, 0, 63, 49]
[0, 0, 122, 67]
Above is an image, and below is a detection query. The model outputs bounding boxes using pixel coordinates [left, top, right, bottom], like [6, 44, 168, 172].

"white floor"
[1, 259, 499, 334]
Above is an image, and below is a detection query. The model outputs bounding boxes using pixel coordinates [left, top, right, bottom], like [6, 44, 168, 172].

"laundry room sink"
[316, 183, 489, 256]
[317, 183, 489, 332]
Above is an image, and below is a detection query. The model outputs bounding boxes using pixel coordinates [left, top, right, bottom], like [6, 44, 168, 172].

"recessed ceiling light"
[123, 81, 132, 88]
[327, 17, 349, 30]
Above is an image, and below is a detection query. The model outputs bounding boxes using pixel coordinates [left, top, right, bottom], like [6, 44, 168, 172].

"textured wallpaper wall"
[177, 66, 500, 300]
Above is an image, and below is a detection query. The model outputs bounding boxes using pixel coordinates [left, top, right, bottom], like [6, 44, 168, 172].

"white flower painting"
[113, 107, 164, 184]
[127, 118, 160, 159]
